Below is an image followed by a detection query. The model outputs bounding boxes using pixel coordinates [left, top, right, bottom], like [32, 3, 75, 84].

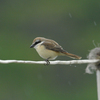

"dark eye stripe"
[34, 40, 41, 45]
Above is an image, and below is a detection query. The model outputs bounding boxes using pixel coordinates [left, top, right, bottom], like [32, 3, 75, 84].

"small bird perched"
[30, 37, 81, 64]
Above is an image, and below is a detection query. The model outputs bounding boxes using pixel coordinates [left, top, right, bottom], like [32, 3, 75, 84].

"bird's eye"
[35, 40, 41, 45]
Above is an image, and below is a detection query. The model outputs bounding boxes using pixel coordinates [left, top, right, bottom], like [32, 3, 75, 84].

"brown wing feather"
[42, 41, 66, 53]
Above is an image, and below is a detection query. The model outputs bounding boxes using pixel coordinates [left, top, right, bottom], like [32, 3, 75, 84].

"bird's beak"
[30, 43, 35, 48]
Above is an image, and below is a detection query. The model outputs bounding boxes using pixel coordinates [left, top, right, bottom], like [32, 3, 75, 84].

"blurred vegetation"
[0, 0, 100, 100]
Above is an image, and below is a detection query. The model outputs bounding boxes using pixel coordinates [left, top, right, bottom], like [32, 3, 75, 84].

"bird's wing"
[42, 41, 66, 53]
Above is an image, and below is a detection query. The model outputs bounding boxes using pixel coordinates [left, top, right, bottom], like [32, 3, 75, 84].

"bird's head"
[30, 37, 46, 48]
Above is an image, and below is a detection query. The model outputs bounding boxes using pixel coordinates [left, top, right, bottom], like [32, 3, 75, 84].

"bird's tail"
[62, 51, 82, 59]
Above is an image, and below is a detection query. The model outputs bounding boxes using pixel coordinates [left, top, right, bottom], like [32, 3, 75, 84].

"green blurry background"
[0, 0, 99, 100]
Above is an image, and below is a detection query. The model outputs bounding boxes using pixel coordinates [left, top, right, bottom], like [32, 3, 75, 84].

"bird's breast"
[35, 45, 58, 60]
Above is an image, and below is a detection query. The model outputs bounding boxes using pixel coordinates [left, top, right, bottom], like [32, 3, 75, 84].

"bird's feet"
[44, 57, 51, 65]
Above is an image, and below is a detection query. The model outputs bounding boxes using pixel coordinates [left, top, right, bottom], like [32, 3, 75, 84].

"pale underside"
[35, 44, 59, 60]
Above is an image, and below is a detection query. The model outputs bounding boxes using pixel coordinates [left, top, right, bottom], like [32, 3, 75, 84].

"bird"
[30, 37, 82, 64]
